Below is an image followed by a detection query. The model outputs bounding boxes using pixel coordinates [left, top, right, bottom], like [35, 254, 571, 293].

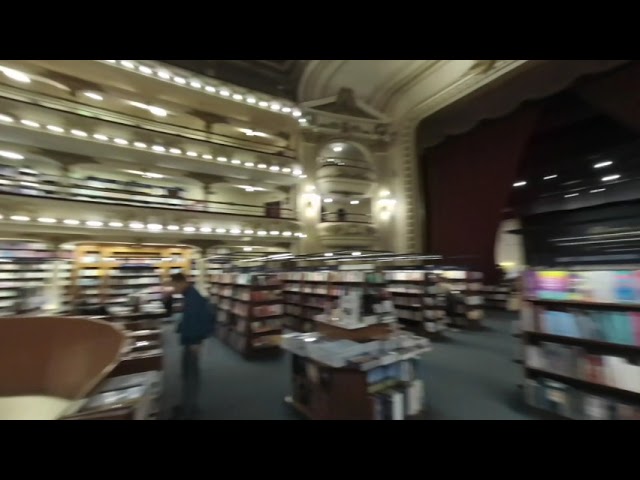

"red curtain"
[423, 105, 541, 282]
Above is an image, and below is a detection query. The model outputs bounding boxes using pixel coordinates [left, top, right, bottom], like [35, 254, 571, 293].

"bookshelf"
[518, 268, 640, 419]
[440, 269, 485, 329]
[210, 272, 284, 358]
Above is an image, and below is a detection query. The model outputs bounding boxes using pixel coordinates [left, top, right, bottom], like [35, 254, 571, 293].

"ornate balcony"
[317, 215, 378, 249]
[315, 142, 377, 198]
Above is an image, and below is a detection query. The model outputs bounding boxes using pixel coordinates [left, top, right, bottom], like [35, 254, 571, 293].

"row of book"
[371, 380, 424, 420]
[538, 309, 640, 346]
[524, 377, 640, 419]
[525, 343, 640, 393]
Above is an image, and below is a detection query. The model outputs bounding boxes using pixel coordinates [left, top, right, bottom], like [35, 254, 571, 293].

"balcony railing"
[320, 212, 371, 223]
[0, 174, 296, 220]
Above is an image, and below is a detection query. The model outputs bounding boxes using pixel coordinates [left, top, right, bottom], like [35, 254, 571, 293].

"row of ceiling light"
[0, 214, 307, 237]
[103, 61, 302, 119]
[513, 160, 620, 188]
[0, 112, 305, 178]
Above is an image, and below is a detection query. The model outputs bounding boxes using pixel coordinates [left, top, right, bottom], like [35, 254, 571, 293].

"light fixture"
[231, 159, 241, 164]
[147, 224, 163, 231]
[323, 198, 333, 203]
[134, 142, 147, 148]
[200, 227, 213, 233]
[233, 94, 243, 100]
[71, 129, 88, 137]
[282, 231, 292, 236]
[20, 119, 40, 128]
[217, 157, 228, 162]
[186, 151, 198, 157]
[1, 67, 30, 83]
[298, 118, 307, 124]
[293, 169, 302, 175]
[332, 145, 343, 152]
[564, 193, 579, 198]
[46, 125, 64, 133]
[594, 161, 613, 169]
[292, 110, 302, 117]
[138, 66, 153, 75]
[148, 106, 167, 117]
[64, 219, 80, 225]
[114, 138, 129, 145]
[269, 166, 280, 171]
[243, 247, 253, 252]
[257, 163, 267, 169]
[246, 97, 256, 104]
[513, 181, 527, 187]
[590, 188, 606, 193]
[173, 77, 187, 85]
[269, 231, 280, 235]
[93, 134, 108, 141]
[244, 229, 254, 234]
[215, 228, 226, 233]
[158, 71, 171, 80]
[230, 229, 241, 234]
[167, 225, 180, 231]
[202, 154, 213, 160]
[108, 221, 123, 227]
[183, 226, 196, 232]
[10, 215, 29, 221]
[0, 114, 14, 122]
[257, 230, 267, 235]
[324, 253, 333, 257]
[602, 174, 620, 182]
[190, 81, 202, 89]
[37, 217, 57, 223]
[219, 90, 230, 97]
[120, 61, 135, 69]
[244, 162, 255, 167]
[282, 168, 291, 173]
[299, 174, 307, 179]
[129, 222, 144, 229]
[282, 107, 292, 113]
[83, 92, 103, 101]
[259, 101, 269, 107]
[352, 251, 362, 256]
[350, 200, 360, 205]
[152, 145, 166, 152]
[169, 148, 182, 154]
[0, 151, 24, 160]
[205, 86, 216, 93]
[543, 175, 557, 180]
[86, 221, 103, 227]
[270, 103, 281, 111]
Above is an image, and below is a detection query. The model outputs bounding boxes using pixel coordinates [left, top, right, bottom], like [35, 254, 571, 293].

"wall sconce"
[302, 193, 320, 218]
[377, 198, 396, 221]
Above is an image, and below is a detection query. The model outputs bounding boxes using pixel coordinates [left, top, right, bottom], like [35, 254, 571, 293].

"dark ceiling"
[161, 60, 308, 101]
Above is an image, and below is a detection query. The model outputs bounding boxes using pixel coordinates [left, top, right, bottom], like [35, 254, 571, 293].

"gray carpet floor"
[160, 311, 542, 420]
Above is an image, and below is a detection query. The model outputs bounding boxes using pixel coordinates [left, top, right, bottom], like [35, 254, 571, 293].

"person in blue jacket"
[170, 272, 215, 419]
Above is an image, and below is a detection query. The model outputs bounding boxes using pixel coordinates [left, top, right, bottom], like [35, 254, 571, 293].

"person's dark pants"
[180, 345, 201, 419]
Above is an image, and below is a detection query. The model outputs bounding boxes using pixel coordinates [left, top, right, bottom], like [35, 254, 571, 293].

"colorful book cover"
[536, 271, 569, 300]
[614, 270, 637, 303]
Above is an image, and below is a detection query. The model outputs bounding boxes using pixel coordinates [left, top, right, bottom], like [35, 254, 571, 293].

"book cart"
[517, 267, 640, 419]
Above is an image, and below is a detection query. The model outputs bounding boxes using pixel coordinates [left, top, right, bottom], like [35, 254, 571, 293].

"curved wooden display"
[0, 316, 127, 419]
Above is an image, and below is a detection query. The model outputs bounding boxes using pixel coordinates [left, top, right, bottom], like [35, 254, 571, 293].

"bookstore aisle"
[160, 312, 542, 420]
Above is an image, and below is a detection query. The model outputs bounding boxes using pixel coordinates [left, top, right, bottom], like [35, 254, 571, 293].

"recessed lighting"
[0, 151, 24, 160]
[157, 71, 171, 80]
[292, 169, 302, 175]
[205, 86, 216, 93]
[332, 146, 343, 152]
[20, 119, 40, 128]
[298, 118, 307, 124]
[215, 228, 226, 233]
[83, 92, 103, 101]
[590, 188, 606, 193]
[257, 164, 267, 169]
[543, 175, 558, 180]
[186, 151, 198, 157]
[282, 107, 292, 113]
[86, 221, 103, 227]
[244, 162, 255, 167]
[282, 168, 291, 173]
[292, 110, 302, 117]
[219, 90, 230, 97]
[147, 106, 168, 117]
[270, 231, 280, 235]
[46, 125, 64, 133]
[243, 247, 253, 251]
[10, 215, 29, 221]
[257, 230, 267, 235]
[152, 145, 166, 152]
[190, 81, 202, 89]
[244, 230, 254, 235]
[513, 181, 527, 187]
[63, 219, 80, 225]
[120, 61, 135, 69]
[108, 221, 123, 227]
[147, 224, 163, 231]
[564, 193, 579, 198]
[323, 198, 333, 203]
[167, 225, 180, 231]
[594, 161, 613, 169]
[71, 129, 88, 137]
[217, 157, 228, 162]
[37, 217, 56, 223]
[231, 159, 241, 164]
[114, 138, 129, 145]
[259, 101, 269, 107]
[269, 166, 280, 171]
[138, 65, 153, 74]
[270, 103, 281, 111]
[169, 148, 182, 154]
[350, 200, 360, 205]
[183, 226, 196, 232]
[200, 227, 213, 233]
[1, 67, 30, 83]
[230, 229, 241, 234]
[299, 174, 307, 179]
[602, 174, 620, 182]
[93, 134, 109, 141]
[0, 114, 14, 122]
[232, 94, 243, 100]
[324, 253, 333, 257]
[173, 76, 186, 85]
[134, 142, 147, 148]
[352, 251, 362, 256]
[129, 222, 144, 229]
[202, 154, 213, 160]
[282, 231, 292, 236]
[246, 97, 256, 104]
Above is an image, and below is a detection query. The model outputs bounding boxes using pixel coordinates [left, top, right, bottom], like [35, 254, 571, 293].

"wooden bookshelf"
[210, 272, 284, 358]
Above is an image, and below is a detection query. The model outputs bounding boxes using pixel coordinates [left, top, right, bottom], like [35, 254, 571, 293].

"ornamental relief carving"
[319, 223, 377, 237]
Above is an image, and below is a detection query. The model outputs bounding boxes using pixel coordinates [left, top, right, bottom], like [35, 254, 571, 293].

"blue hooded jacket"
[176, 285, 216, 346]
